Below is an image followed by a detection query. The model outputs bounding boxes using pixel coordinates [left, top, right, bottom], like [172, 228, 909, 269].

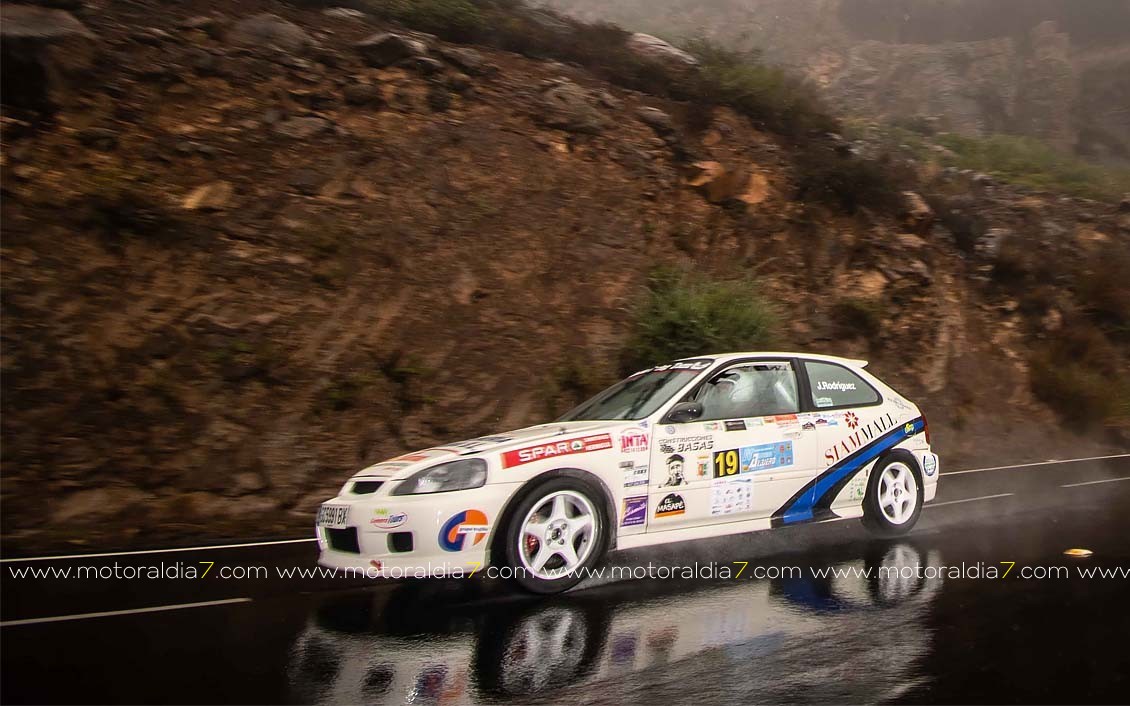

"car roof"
[680, 352, 869, 369]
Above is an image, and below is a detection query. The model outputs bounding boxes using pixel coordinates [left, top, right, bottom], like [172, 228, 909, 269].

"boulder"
[0, 4, 97, 117]
[536, 81, 608, 134]
[182, 181, 234, 211]
[322, 7, 367, 21]
[626, 33, 699, 68]
[900, 191, 935, 235]
[342, 82, 383, 107]
[226, 13, 313, 54]
[637, 106, 675, 134]
[438, 46, 488, 75]
[355, 32, 428, 68]
[273, 116, 331, 139]
[685, 161, 750, 203]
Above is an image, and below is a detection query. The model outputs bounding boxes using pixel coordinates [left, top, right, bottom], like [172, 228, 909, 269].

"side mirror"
[666, 401, 704, 424]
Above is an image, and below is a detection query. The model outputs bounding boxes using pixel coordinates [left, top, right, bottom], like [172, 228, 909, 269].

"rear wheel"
[862, 453, 924, 537]
[503, 477, 607, 594]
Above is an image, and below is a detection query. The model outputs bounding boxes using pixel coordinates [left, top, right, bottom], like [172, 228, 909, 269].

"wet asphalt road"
[2, 455, 1129, 705]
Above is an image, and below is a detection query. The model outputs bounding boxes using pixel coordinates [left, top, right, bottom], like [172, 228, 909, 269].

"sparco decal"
[620, 429, 649, 454]
[823, 412, 897, 465]
[655, 493, 686, 518]
[502, 434, 613, 468]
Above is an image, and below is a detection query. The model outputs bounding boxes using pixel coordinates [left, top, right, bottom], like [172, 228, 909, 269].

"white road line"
[1061, 477, 1130, 489]
[1, 537, 315, 564]
[0, 598, 253, 627]
[942, 453, 1130, 476]
[927, 493, 1014, 508]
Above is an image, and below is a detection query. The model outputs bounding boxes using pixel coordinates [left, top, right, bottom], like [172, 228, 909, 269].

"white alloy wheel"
[518, 490, 598, 581]
[878, 461, 918, 525]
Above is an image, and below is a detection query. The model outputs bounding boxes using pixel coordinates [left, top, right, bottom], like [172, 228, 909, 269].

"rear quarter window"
[804, 361, 880, 409]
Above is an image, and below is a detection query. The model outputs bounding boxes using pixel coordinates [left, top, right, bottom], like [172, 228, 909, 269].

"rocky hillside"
[545, 0, 1130, 163]
[2, 0, 1127, 552]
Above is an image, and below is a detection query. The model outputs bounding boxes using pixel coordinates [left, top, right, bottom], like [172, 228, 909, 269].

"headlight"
[391, 459, 488, 496]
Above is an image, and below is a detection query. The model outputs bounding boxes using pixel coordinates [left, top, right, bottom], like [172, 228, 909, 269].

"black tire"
[861, 452, 924, 537]
[501, 476, 609, 594]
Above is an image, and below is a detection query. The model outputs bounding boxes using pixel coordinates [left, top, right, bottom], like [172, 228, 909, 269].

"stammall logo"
[823, 412, 897, 465]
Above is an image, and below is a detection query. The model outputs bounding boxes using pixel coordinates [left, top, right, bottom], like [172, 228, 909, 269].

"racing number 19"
[713, 449, 739, 478]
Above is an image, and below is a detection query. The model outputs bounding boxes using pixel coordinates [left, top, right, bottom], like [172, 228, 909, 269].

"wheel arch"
[486, 467, 618, 567]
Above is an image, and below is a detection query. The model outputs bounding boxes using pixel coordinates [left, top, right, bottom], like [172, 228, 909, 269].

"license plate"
[317, 504, 350, 528]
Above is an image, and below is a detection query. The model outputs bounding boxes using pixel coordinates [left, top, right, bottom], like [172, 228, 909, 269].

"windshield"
[558, 359, 714, 421]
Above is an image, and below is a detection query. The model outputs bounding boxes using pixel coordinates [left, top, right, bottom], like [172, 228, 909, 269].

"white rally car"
[316, 352, 939, 593]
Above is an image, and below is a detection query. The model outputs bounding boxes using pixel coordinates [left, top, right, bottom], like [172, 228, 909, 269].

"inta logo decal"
[439, 510, 489, 551]
[620, 429, 649, 453]
[655, 493, 686, 518]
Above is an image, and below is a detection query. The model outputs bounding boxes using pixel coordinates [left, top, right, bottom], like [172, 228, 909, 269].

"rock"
[182, 181, 234, 211]
[354, 32, 428, 68]
[233, 472, 267, 494]
[536, 80, 608, 134]
[403, 55, 444, 75]
[596, 90, 622, 110]
[179, 16, 222, 35]
[226, 14, 312, 54]
[626, 33, 699, 68]
[287, 169, 327, 196]
[273, 116, 330, 139]
[427, 85, 452, 112]
[438, 46, 488, 74]
[972, 172, 994, 187]
[740, 171, 770, 206]
[342, 82, 383, 107]
[51, 487, 149, 524]
[1, 4, 98, 117]
[685, 161, 750, 203]
[900, 191, 934, 235]
[978, 227, 1011, 258]
[447, 72, 473, 94]
[130, 27, 173, 46]
[637, 106, 675, 134]
[322, 7, 366, 20]
[896, 233, 928, 250]
[76, 127, 118, 150]
[1119, 195, 1130, 213]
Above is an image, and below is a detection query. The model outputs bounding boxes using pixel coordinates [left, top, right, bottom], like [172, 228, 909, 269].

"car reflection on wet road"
[290, 542, 941, 704]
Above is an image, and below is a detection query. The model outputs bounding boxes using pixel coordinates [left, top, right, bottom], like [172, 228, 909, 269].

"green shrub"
[621, 268, 779, 374]
[362, 0, 485, 40]
[936, 133, 1130, 202]
[1028, 320, 1122, 428]
[832, 298, 884, 338]
[793, 145, 902, 214]
[1074, 242, 1130, 338]
[681, 39, 836, 139]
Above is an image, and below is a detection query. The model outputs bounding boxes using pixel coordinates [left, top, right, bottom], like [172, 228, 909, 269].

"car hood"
[351, 420, 627, 481]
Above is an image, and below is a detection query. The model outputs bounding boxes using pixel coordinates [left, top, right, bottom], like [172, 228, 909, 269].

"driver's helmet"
[712, 368, 760, 415]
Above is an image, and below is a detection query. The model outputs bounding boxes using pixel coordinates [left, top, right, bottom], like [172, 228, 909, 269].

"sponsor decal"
[711, 477, 753, 516]
[815, 396, 834, 408]
[846, 472, 868, 501]
[773, 417, 925, 527]
[622, 464, 649, 487]
[703, 422, 721, 431]
[394, 452, 432, 462]
[438, 510, 489, 551]
[655, 493, 686, 518]
[370, 509, 408, 530]
[816, 381, 857, 392]
[659, 435, 714, 453]
[621, 496, 648, 527]
[665, 425, 676, 435]
[890, 397, 914, 412]
[443, 436, 512, 452]
[619, 460, 634, 469]
[641, 360, 712, 374]
[713, 441, 794, 478]
[695, 454, 712, 478]
[904, 423, 915, 434]
[823, 412, 896, 465]
[724, 420, 747, 432]
[802, 422, 817, 431]
[923, 454, 938, 477]
[501, 433, 613, 468]
[620, 429, 649, 454]
[772, 414, 799, 426]
[662, 454, 687, 487]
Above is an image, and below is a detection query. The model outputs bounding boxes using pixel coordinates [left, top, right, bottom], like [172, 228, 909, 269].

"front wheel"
[862, 453, 924, 537]
[502, 477, 608, 594]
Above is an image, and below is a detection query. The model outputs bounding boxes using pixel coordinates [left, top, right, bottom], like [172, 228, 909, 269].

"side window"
[804, 361, 880, 409]
[692, 362, 799, 420]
